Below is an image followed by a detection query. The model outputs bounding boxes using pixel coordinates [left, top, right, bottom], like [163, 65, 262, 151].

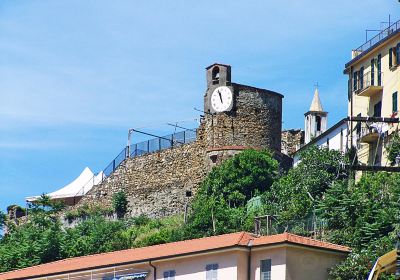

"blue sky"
[1, 1, 399, 210]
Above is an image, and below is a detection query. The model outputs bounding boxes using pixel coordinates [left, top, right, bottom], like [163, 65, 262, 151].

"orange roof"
[0, 232, 350, 280]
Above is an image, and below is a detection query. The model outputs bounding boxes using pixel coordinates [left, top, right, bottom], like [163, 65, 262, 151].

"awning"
[26, 167, 104, 202]
[112, 272, 148, 279]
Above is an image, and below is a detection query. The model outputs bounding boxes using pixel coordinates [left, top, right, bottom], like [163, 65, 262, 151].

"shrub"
[112, 191, 128, 218]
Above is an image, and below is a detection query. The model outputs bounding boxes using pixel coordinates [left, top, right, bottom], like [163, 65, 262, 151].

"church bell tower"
[304, 88, 328, 144]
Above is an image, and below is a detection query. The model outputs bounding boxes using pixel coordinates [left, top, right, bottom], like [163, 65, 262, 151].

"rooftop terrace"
[345, 19, 400, 68]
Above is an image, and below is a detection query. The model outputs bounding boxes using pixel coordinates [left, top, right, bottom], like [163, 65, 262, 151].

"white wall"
[294, 121, 348, 165]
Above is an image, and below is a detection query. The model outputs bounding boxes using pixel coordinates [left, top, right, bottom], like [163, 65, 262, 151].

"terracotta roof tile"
[252, 232, 351, 252]
[0, 232, 350, 280]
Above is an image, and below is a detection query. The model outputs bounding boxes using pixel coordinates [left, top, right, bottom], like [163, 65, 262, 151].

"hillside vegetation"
[0, 147, 399, 279]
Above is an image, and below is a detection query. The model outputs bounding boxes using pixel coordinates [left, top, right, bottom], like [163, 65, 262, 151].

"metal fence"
[73, 128, 197, 201]
[254, 214, 327, 239]
[354, 19, 400, 57]
[129, 129, 197, 157]
[105, 128, 197, 178]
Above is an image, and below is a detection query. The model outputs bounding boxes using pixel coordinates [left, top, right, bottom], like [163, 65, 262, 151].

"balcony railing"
[352, 71, 383, 97]
[356, 122, 384, 143]
[353, 19, 400, 59]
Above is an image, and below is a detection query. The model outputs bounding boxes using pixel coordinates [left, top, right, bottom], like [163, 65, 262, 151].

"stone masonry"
[74, 64, 287, 218]
[281, 129, 304, 156]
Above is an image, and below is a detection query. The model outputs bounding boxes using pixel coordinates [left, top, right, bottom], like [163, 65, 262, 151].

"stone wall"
[74, 79, 286, 218]
[204, 84, 282, 152]
[79, 134, 208, 218]
[281, 129, 304, 156]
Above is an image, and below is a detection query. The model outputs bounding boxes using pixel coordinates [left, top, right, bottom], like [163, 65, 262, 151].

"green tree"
[319, 172, 400, 279]
[0, 212, 63, 272]
[61, 216, 129, 258]
[319, 172, 400, 249]
[112, 191, 128, 218]
[386, 132, 400, 165]
[0, 211, 5, 232]
[187, 149, 278, 236]
[266, 145, 347, 222]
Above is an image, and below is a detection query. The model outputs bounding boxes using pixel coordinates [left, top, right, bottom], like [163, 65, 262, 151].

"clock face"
[211, 86, 233, 112]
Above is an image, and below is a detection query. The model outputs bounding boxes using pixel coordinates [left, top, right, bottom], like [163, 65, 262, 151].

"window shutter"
[371, 59, 375, 86]
[353, 71, 358, 92]
[390, 48, 393, 68]
[396, 43, 400, 65]
[377, 54, 382, 86]
[393, 92, 398, 113]
[359, 66, 364, 89]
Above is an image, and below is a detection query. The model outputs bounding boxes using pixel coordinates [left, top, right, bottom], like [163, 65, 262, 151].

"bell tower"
[304, 88, 328, 144]
[204, 63, 232, 113]
[201, 63, 283, 167]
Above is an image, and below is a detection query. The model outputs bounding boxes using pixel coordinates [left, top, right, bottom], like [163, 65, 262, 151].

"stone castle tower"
[304, 88, 327, 144]
[203, 63, 283, 165]
[75, 63, 285, 218]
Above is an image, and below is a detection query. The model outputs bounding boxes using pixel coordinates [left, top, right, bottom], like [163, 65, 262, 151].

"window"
[206, 263, 218, 280]
[353, 71, 358, 92]
[163, 270, 175, 280]
[260, 259, 271, 280]
[397, 43, 400, 65]
[356, 113, 361, 135]
[212, 66, 220, 81]
[371, 59, 375, 86]
[393, 92, 398, 113]
[389, 46, 398, 69]
[316, 116, 322, 132]
[374, 101, 382, 117]
[377, 54, 382, 86]
[359, 66, 364, 89]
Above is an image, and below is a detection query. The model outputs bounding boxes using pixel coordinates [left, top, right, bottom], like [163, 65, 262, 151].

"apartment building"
[344, 19, 400, 166]
[0, 232, 349, 280]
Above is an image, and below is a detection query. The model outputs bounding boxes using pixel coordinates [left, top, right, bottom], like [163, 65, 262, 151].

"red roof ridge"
[285, 233, 350, 251]
[0, 231, 350, 279]
[0, 231, 247, 278]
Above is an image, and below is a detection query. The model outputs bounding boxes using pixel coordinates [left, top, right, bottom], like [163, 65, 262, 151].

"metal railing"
[72, 128, 197, 201]
[352, 70, 383, 94]
[129, 129, 197, 157]
[354, 19, 400, 58]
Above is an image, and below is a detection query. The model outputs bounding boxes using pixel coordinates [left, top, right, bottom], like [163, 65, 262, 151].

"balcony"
[353, 71, 383, 97]
[349, 19, 400, 62]
[356, 123, 381, 143]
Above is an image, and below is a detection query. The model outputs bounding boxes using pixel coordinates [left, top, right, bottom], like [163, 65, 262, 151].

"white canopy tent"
[26, 167, 104, 206]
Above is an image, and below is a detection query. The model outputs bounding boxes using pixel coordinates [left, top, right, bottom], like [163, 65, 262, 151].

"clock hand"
[218, 91, 223, 104]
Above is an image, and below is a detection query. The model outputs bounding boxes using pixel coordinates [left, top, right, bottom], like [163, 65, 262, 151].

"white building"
[294, 89, 348, 165]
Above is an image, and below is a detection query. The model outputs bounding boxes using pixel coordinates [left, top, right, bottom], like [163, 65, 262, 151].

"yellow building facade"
[345, 20, 400, 167]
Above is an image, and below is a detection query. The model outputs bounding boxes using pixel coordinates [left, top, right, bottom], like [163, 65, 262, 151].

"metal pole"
[127, 129, 133, 158]
[166, 123, 197, 132]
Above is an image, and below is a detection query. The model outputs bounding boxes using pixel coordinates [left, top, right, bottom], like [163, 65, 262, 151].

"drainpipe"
[149, 260, 157, 280]
[247, 240, 253, 280]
